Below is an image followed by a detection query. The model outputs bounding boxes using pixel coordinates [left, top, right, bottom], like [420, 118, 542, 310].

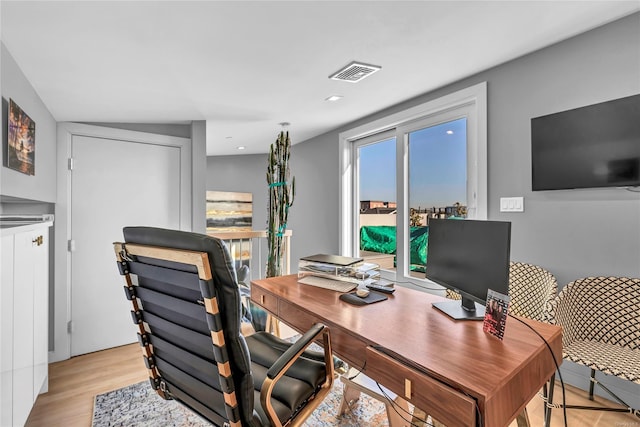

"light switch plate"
[500, 197, 524, 212]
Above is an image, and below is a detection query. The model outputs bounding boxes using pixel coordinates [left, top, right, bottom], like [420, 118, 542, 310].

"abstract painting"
[7, 99, 35, 175]
[206, 191, 253, 232]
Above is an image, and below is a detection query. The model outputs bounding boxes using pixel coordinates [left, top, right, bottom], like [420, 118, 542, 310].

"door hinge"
[67, 321, 74, 333]
[68, 239, 76, 252]
[68, 158, 74, 170]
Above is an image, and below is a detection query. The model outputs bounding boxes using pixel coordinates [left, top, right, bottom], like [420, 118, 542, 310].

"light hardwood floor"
[26, 343, 637, 426]
[26, 344, 147, 427]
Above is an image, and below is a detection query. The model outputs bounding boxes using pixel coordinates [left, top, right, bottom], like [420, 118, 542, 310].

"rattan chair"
[446, 261, 558, 319]
[114, 227, 334, 427]
[508, 261, 558, 321]
[544, 276, 640, 425]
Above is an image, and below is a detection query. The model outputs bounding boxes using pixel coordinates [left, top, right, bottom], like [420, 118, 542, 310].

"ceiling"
[1, 1, 638, 156]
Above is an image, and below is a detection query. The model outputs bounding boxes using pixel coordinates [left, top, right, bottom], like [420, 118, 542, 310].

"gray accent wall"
[207, 152, 269, 231]
[286, 133, 340, 265]
[206, 137, 338, 267]
[83, 122, 192, 139]
[486, 14, 640, 286]
[191, 120, 207, 233]
[209, 14, 639, 286]
[207, 13, 640, 403]
[1, 43, 57, 205]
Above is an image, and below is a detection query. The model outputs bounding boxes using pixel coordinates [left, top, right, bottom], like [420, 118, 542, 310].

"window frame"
[339, 82, 487, 285]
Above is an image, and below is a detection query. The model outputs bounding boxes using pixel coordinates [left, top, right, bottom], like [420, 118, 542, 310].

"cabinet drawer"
[365, 347, 476, 427]
[250, 287, 278, 314]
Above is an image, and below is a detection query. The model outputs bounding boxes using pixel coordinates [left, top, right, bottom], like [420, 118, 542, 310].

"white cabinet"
[1, 220, 52, 427]
[1, 235, 15, 427]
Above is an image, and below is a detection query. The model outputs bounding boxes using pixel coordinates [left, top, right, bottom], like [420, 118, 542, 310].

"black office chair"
[113, 226, 334, 427]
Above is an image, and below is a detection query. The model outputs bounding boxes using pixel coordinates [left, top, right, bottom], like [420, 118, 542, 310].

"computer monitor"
[426, 218, 511, 320]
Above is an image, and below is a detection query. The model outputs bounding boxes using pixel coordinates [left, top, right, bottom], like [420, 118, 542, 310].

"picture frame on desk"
[483, 289, 510, 340]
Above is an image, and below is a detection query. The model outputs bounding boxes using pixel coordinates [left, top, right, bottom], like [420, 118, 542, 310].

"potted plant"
[266, 129, 295, 277]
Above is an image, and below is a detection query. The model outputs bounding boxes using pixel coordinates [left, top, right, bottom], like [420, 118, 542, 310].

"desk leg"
[516, 408, 530, 427]
[338, 383, 362, 416]
[543, 374, 556, 427]
[411, 408, 427, 426]
[386, 395, 411, 427]
[340, 374, 412, 427]
[412, 408, 446, 427]
[266, 314, 280, 337]
[419, 396, 529, 426]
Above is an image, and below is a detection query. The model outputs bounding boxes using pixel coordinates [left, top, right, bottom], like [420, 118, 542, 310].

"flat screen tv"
[426, 219, 511, 320]
[531, 94, 640, 191]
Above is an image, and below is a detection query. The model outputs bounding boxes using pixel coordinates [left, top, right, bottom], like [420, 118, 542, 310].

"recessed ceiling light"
[325, 95, 343, 102]
[237, 146, 245, 150]
[446, 130, 454, 135]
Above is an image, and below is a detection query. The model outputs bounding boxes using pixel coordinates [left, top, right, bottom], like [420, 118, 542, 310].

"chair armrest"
[260, 323, 334, 427]
[266, 323, 326, 379]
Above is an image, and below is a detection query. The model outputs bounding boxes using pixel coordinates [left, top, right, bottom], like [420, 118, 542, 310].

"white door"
[70, 134, 182, 356]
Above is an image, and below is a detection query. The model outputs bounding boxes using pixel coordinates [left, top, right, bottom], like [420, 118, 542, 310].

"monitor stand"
[432, 300, 485, 320]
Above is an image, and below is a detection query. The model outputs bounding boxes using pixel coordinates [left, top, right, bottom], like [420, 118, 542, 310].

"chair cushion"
[246, 332, 328, 425]
[564, 340, 640, 383]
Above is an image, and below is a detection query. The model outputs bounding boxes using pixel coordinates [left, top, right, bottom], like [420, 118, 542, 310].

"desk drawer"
[279, 301, 367, 368]
[365, 347, 476, 427]
[251, 287, 278, 314]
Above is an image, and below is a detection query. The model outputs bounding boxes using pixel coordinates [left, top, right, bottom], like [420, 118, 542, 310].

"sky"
[359, 118, 467, 208]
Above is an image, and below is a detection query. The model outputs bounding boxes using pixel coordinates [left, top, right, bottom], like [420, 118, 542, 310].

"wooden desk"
[251, 275, 562, 427]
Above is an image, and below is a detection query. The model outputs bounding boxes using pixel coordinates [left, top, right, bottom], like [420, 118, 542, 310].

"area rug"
[92, 379, 391, 426]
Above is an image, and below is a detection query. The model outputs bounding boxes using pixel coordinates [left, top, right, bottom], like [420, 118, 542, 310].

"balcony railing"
[207, 229, 292, 278]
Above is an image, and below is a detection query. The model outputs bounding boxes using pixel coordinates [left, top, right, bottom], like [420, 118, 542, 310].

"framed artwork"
[206, 190, 253, 232]
[7, 99, 36, 175]
[207, 191, 253, 266]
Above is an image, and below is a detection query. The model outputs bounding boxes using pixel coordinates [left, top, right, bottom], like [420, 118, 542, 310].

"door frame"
[53, 122, 192, 362]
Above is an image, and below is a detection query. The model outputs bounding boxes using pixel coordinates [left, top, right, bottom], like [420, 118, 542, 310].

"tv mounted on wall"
[531, 94, 640, 191]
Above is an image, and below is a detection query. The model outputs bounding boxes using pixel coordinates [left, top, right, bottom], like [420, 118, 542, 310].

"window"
[407, 117, 467, 275]
[339, 82, 487, 287]
[355, 135, 397, 271]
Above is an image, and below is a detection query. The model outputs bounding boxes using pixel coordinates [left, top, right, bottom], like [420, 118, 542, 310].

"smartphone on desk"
[367, 279, 395, 294]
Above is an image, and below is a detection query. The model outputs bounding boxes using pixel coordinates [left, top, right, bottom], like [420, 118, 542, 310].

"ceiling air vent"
[329, 61, 381, 83]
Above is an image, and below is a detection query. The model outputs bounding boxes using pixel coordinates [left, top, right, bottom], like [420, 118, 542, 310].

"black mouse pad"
[339, 291, 388, 306]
